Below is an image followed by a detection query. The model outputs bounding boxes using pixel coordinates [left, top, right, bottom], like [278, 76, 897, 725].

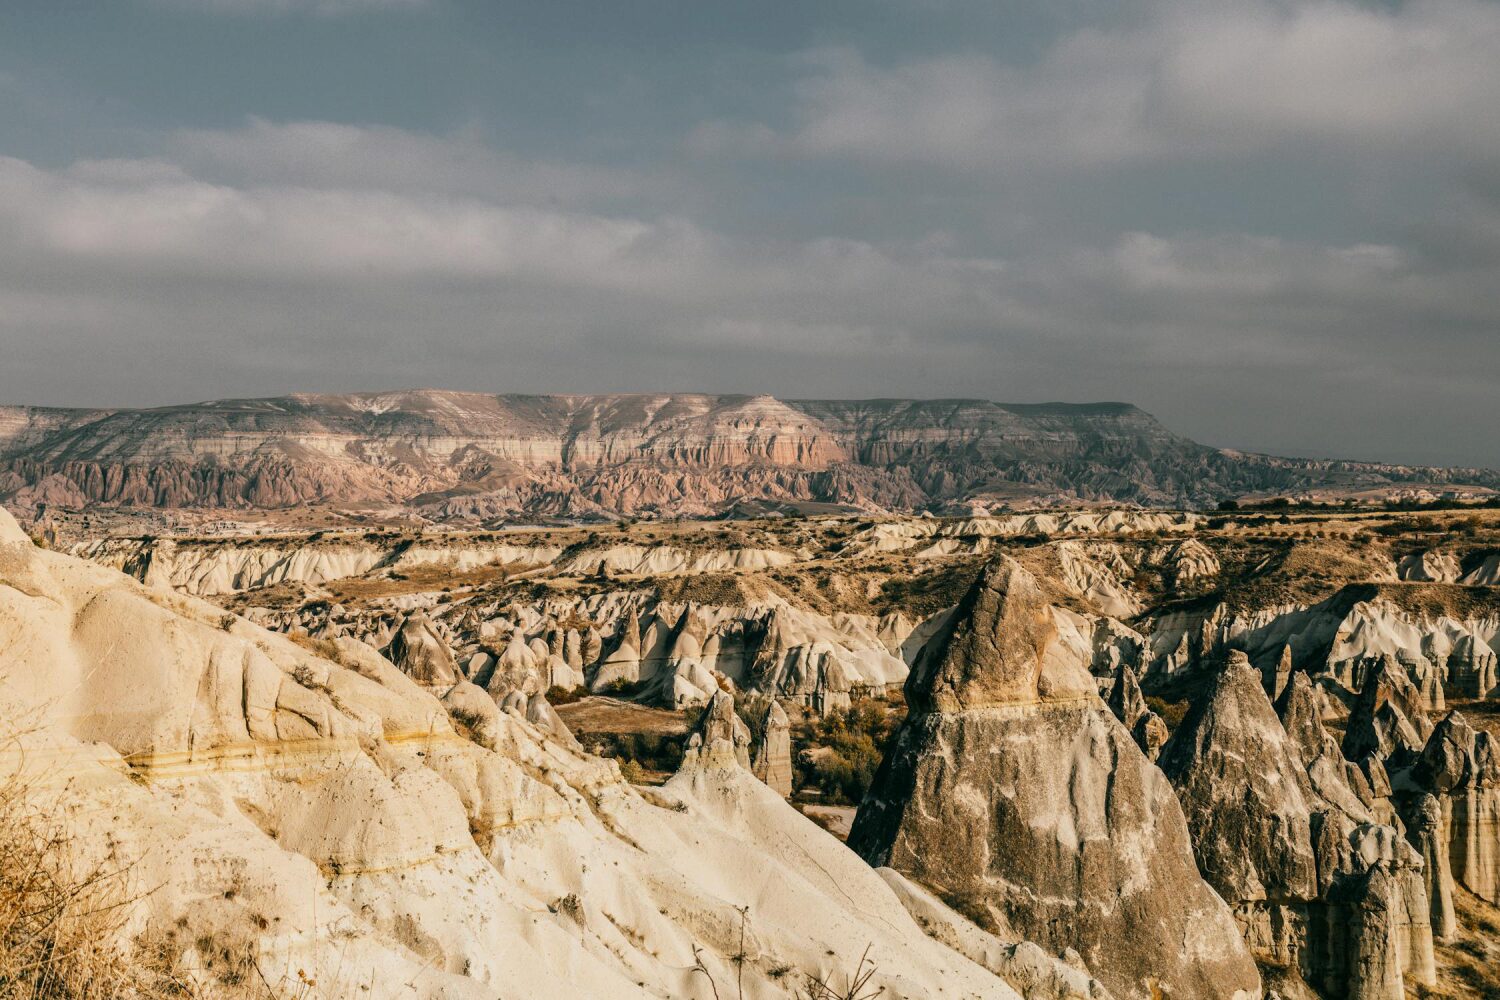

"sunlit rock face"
[7, 391, 1496, 520]
[849, 558, 1261, 1000]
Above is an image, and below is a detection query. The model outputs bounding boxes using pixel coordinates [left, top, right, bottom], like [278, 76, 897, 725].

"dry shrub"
[0, 758, 145, 999]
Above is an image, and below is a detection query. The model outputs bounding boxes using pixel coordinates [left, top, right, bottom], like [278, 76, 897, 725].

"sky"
[0, 0, 1497, 467]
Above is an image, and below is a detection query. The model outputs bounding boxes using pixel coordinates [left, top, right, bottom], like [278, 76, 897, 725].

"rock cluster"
[1158, 652, 1435, 999]
[849, 558, 1261, 1000]
[0, 506, 1046, 1000]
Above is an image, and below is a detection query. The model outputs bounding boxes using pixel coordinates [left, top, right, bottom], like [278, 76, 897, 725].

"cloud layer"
[0, 0, 1496, 467]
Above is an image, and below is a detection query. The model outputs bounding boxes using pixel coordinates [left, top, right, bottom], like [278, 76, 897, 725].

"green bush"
[546, 684, 589, 706]
[790, 699, 902, 805]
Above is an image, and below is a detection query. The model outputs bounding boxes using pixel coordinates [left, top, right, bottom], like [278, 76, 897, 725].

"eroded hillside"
[12, 503, 1500, 998]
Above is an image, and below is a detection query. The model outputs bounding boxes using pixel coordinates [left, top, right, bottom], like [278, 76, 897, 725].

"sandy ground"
[555, 696, 689, 736]
[799, 805, 856, 841]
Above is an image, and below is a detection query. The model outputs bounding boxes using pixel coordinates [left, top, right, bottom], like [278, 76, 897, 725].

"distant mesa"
[1, 389, 1495, 523]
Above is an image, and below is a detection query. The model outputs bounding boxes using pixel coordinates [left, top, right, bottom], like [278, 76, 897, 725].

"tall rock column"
[750, 700, 793, 797]
[848, 558, 1261, 1000]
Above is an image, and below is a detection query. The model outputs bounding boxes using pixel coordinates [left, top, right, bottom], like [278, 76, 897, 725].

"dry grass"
[0, 754, 160, 1000]
[1412, 887, 1500, 999]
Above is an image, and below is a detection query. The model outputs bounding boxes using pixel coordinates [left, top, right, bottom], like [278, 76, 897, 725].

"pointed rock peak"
[1277, 672, 1331, 768]
[1412, 712, 1475, 794]
[1159, 651, 1319, 906]
[384, 610, 458, 686]
[907, 557, 1091, 713]
[690, 690, 751, 768]
[763, 699, 789, 728]
[1106, 659, 1147, 728]
[526, 692, 582, 751]
[1356, 654, 1431, 734]
[1162, 651, 1293, 776]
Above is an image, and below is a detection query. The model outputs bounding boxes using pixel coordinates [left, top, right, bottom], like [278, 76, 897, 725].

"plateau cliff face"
[3, 390, 1494, 520]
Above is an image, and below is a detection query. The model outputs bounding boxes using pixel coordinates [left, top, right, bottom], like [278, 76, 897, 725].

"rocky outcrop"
[750, 700, 793, 797]
[1159, 652, 1435, 999]
[1104, 661, 1167, 761]
[1396, 710, 1500, 907]
[1138, 591, 1500, 710]
[383, 611, 459, 686]
[848, 557, 1261, 1000]
[689, 690, 752, 768]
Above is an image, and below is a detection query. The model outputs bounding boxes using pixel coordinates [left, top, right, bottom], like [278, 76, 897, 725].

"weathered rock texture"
[750, 700, 793, 797]
[6, 390, 1497, 519]
[0, 505, 1055, 1000]
[689, 690, 752, 768]
[848, 557, 1261, 1000]
[1159, 652, 1435, 999]
[1394, 710, 1500, 909]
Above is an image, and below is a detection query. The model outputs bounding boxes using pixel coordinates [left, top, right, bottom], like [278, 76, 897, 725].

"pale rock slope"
[0, 507, 1070, 1000]
[75, 534, 565, 597]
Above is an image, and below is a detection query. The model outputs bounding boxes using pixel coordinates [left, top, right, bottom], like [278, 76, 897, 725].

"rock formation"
[6, 391, 1496, 520]
[1394, 710, 1500, 907]
[750, 700, 793, 797]
[383, 610, 458, 686]
[1159, 652, 1435, 998]
[1105, 660, 1167, 760]
[0, 505, 1052, 1000]
[689, 690, 752, 769]
[848, 557, 1261, 1000]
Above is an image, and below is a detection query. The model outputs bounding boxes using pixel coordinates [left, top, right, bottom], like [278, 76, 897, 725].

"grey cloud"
[697, 0, 1500, 171]
[2, 1, 1497, 469]
[151, 0, 427, 15]
[0, 141, 1494, 465]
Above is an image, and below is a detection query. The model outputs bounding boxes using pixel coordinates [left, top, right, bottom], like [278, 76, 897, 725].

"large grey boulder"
[849, 558, 1261, 1000]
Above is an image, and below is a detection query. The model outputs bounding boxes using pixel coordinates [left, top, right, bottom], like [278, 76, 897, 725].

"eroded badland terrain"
[4, 394, 1500, 1000]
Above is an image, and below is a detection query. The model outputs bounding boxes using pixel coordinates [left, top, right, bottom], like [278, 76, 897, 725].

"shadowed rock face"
[1160, 653, 1437, 999]
[383, 611, 459, 687]
[849, 557, 1261, 1000]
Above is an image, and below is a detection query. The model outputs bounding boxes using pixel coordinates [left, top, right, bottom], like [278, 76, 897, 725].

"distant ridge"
[0, 390, 1495, 521]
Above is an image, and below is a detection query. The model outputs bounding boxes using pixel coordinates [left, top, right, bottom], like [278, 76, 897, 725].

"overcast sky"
[1, 0, 1497, 466]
